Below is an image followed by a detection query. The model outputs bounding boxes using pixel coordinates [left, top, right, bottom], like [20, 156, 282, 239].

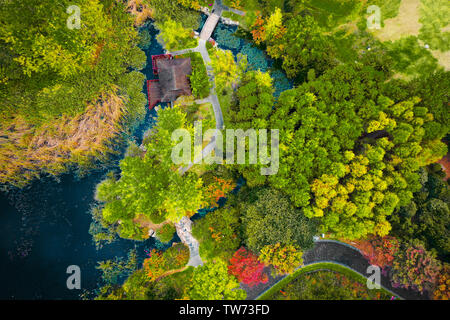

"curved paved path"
[244, 240, 429, 300]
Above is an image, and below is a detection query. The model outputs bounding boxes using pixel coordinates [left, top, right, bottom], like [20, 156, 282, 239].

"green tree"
[184, 260, 247, 300]
[229, 70, 274, 130]
[265, 64, 447, 239]
[226, 70, 275, 186]
[259, 243, 304, 276]
[156, 223, 177, 243]
[210, 50, 247, 92]
[156, 18, 197, 52]
[0, 0, 110, 78]
[241, 187, 317, 252]
[186, 53, 211, 99]
[390, 165, 450, 261]
[266, 14, 336, 79]
[403, 70, 450, 140]
[95, 106, 205, 239]
[192, 203, 242, 261]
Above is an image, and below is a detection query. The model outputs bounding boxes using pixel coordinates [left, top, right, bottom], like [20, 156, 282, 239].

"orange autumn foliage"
[434, 264, 450, 300]
[143, 249, 166, 281]
[204, 177, 235, 207]
[251, 13, 265, 45]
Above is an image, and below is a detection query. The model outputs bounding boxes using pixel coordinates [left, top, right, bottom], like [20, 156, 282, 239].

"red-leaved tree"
[228, 247, 268, 287]
[353, 236, 400, 271]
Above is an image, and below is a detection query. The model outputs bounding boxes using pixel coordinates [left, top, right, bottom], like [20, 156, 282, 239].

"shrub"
[203, 176, 235, 208]
[156, 223, 176, 243]
[433, 264, 450, 300]
[192, 204, 241, 261]
[185, 259, 247, 299]
[177, 52, 210, 99]
[259, 243, 304, 276]
[143, 243, 190, 280]
[164, 243, 190, 270]
[272, 270, 391, 300]
[353, 236, 400, 271]
[390, 241, 441, 293]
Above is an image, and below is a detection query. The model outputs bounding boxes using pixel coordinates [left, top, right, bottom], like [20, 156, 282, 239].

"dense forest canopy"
[0, 0, 448, 301]
[98, 0, 450, 301]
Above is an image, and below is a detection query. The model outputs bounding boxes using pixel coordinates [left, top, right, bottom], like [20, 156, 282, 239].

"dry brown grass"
[0, 90, 127, 187]
[373, 0, 422, 42]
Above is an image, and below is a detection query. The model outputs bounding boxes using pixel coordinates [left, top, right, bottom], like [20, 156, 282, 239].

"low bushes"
[143, 243, 190, 280]
[177, 52, 210, 99]
[156, 223, 176, 243]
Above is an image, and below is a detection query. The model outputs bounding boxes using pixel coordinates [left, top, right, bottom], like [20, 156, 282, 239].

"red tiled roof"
[147, 80, 161, 109]
[156, 58, 192, 102]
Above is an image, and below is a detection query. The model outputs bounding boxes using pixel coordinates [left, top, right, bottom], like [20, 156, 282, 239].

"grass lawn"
[223, 0, 260, 11]
[305, 0, 362, 30]
[257, 262, 397, 300]
[361, 0, 402, 27]
[181, 102, 215, 130]
[362, 0, 449, 74]
[222, 0, 272, 29]
[430, 49, 450, 70]
[150, 266, 195, 299]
